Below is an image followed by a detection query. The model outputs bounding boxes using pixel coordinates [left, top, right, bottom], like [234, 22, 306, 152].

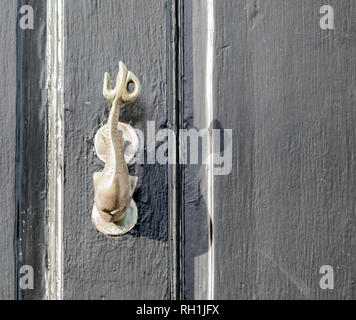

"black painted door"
[0, 0, 355, 300]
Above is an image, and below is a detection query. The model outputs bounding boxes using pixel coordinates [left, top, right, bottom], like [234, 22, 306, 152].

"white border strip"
[206, 0, 215, 300]
[46, 0, 64, 300]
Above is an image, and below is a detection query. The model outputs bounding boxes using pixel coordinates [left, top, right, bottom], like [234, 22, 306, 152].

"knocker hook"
[103, 61, 141, 105]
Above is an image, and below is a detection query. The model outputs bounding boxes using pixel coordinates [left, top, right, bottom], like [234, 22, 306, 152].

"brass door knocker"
[92, 61, 141, 236]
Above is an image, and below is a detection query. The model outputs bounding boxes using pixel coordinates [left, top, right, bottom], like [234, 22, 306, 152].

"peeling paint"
[46, 0, 64, 300]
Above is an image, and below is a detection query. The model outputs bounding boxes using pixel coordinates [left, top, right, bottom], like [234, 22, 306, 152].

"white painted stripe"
[46, 0, 64, 300]
[206, 0, 215, 301]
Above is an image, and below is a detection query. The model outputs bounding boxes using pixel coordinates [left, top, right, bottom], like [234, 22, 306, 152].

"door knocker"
[92, 61, 141, 236]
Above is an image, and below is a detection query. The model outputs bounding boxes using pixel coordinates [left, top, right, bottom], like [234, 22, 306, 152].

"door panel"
[213, 0, 355, 299]
[62, 0, 169, 299]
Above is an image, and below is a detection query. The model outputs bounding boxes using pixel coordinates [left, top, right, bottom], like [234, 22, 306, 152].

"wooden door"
[0, 0, 354, 300]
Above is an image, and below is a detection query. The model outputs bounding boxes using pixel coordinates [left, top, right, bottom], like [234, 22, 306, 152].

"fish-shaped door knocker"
[92, 61, 140, 236]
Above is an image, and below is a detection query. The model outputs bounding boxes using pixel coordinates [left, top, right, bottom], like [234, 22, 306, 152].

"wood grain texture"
[63, 0, 169, 299]
[0, 0, 17, 300]
[213, 0, 355, 299]
[182, 0, 212, 300]
[17, 0, 47, 300]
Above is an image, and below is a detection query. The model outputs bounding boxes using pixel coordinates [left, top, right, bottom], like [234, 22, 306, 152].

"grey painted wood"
[182, 0, 212, 300]
[17, 0, 47, 300]
[0, 0, 17, 300]
[213, 0, 355, 299]
[4, 0, 354, 301]
[167, 0, 185, 300]
[63, 0, 170, 299]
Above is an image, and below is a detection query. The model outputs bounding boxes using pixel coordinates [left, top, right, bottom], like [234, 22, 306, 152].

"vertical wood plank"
[168, 0, 185, 300]
[0, 0, 17, 300]
[47, 0, 64, 300]
[182, 0, 213, 300]
[17, 0, 48, 300]
[213, 0, 355, 299]
[62, 0, 170, 299]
